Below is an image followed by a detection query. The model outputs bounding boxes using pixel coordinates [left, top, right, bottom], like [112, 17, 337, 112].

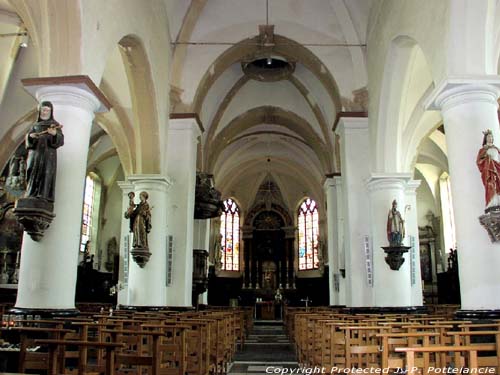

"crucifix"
[301, 297, 311, 310]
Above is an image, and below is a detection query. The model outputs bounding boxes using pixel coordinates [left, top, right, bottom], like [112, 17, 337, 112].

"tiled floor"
[229, 320, 298, 374]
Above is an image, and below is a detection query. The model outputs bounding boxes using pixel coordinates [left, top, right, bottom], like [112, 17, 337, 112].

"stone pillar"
[333, 175, 347, 306]
[283, 227, 295, 289]
[335, 116, 373, 307]
[15, 76, 109, 311]
[366, 174, 419, 307]
[166, 115, 202, 306]
[242, 226, 253, 288]
[427, 79, 500, 314]
[116, 181, 134, 306]
[324, 175, 344, 306]
[406, 180, 424, 306]
[193, 219, 210, 305]
[124, 175, 170, 307]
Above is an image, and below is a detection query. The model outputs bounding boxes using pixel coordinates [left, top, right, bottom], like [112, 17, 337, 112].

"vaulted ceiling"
[166, 0, 371, 211]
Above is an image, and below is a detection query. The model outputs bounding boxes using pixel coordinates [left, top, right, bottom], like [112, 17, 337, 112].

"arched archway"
[375, 35, 435, 173]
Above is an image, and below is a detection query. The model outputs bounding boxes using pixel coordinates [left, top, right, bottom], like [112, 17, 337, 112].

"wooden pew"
[376, 332, 440, 370]
[1, 326, 73, 373]
[340, 325, 390, 369]
[35, 338, 124, 375]
[103, 328, 167, 375]
[446, 330, 500, 372]
[395, 344, 497, 374]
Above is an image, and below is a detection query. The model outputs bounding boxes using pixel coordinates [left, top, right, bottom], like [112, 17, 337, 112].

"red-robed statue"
[477, 129, 500, 210]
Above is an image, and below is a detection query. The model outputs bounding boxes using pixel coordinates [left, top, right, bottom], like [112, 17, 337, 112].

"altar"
[255, 300, 282, 320]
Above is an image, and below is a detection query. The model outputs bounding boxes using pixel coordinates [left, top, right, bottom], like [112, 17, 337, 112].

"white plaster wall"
[88, 135, 115, 166]
[308, 46, 358, 99]
[200, 64, 243, 136]
[164, 0, 191, 43]
[98, 168, 124, 258]
[220, 164, 321, 215]
[214, 135, 321, 174]
[415, 171, 440, 228]
[180, 0, 365, 104]
[0, 23, 20, 104]
[214, 138, 323, 188]
[367, 0, 449, 171]
[344, 0, 371, 41]
[237, 124, 306, 140]
[0, 44, 38, 146]
[101, 48, 133, 109]
[401, 47, 434, 132]
[216, 80, 324, 139]
[294, 64, 336, 129]
[80, 0, 171, 175]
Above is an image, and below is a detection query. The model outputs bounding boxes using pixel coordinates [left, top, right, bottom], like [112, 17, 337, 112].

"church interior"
[0, 0, 500, 373]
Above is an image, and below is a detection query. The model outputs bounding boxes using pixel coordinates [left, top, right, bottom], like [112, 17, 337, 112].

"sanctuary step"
[229, 320, 297, 374]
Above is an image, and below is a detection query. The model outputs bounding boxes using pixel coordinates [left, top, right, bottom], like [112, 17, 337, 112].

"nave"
[229, 320, 297, 375]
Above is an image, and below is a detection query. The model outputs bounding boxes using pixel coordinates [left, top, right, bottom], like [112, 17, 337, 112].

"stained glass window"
[80, 174, 101, 254]
[220, 198, 240, 271]
[80, 176, 95, 252]
[298, 197, 319, 270]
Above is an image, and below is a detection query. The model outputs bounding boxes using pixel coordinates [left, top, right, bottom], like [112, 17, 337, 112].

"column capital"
[334, 115, 368, 137]
[127, 174, 172, 193]
[405, 180, 421, 195]
[425, 76, 500, 111]
[323, 173, 341, 190]
[283, 226, 296, 238]
[169, 113, 203, 136]
[366, 173, 413, 192]
[242, 225, 253, 239]
[22, 75, 111, 113]
[117, 181, 135, 194]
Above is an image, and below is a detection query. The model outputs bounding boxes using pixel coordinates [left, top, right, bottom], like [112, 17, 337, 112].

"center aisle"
[229, 320, 298, 374]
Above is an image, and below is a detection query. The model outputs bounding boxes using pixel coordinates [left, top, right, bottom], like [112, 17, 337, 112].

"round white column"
[126, 175, 170, 307]
[367, 175, 412, 307]
[15, 84, 103, 310]
[166, 117, 201, 306]
[193, 219, 210, 305]
[116, 181, 134, 306]
[324, 176, 341, 306]
[405, 180, 423, 306]
[433, 82, 500, 311]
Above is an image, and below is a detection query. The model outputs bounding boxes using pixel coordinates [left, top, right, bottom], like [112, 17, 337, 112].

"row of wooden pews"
[285, 306, 500, 374]
[0, 306, 250, 375]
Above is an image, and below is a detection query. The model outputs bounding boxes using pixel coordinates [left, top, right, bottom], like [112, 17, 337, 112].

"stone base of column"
[118, 304, 195, 312]
[342, 306, 428, 314]
[8, 307, 79, 318]
[455, 309, 500, 321]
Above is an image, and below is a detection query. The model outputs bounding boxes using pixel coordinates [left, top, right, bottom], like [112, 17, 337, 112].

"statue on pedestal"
[387, 199, 405, 246]
[14, 101, 64, 241]
[382, 199, 410, 270]
[477, 129, 500, 211]
[477, 130, 500, 241]
[124, 191, 152, 267]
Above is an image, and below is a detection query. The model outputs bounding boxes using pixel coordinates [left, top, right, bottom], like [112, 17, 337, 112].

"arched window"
[298, 197, 319, 270]
[220, 198, 240, 271]
[80, 173, 101, 253]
